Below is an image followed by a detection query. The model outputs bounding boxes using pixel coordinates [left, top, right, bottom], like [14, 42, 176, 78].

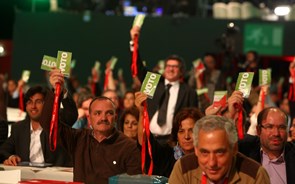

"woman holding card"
[135, 91, 204, 177]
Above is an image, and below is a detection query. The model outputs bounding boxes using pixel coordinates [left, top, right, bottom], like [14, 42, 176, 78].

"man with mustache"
[169, 115, 269, 184]
[239, 107, 295, 184]
[40, 69, 141, 184]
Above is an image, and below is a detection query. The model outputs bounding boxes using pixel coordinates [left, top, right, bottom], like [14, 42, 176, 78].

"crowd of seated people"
[0, 24, 295, 184]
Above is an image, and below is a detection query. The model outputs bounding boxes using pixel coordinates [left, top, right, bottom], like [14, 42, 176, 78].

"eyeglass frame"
[259, 124, 288, 132]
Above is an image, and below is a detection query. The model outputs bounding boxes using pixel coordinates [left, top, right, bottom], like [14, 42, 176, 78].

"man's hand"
[227, 91, 244, 119]
[205, 104, 222, 116]
[134, 92, 147, 113]
[3, 155, 21, 166]
[130, 26, 141, 41]
[49, 68, 65, 92]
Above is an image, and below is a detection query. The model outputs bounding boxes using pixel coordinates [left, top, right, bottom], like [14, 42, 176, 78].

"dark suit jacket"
[0, 89, 78, 166]
[133, 50, 198, 121]
[238, 134, 295, 184]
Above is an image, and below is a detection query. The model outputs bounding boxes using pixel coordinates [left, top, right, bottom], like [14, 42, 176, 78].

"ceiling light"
[274, 6, 291, 16]
[0, 45, 5, 56]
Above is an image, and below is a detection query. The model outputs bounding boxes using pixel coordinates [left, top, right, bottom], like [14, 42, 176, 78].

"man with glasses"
[130, 26, 198, 144]
[0, 85, 77, 166]
[239, 107, 295, 184]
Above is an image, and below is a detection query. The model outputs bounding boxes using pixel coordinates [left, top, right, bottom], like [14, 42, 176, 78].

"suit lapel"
[22, 120, 31, 161]
[175, 83, 185, 112]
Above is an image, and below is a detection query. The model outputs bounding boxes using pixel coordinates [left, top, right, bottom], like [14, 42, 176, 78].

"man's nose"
[208, 154, 217, 167]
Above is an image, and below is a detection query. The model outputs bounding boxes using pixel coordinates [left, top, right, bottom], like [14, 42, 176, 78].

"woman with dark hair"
[135, 91, 204, 177]
[119, 106, 139, 140]
[122, 91, 135, 109]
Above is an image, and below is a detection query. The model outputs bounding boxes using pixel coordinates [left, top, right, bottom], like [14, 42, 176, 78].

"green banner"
[244, 23, 283, 56]
[235, 72, 254, 98]
[41, 55, 57, 71]
[140, 72, 161, 99]
[56, 51, 72, 78]
[259, 69, 271, 86]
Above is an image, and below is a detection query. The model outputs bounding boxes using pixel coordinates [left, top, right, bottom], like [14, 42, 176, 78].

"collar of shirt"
[30, 122, 43, 133]
[91, 128, 118, 143]
[260, 148, 285, 163]
[202, 170, 230, 184]
[164, 79, 179, 87]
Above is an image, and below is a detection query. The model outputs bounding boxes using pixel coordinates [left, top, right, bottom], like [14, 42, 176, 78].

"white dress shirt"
[150, 79, 179, 135]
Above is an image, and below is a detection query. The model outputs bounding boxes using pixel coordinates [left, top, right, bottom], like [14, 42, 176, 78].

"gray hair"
[193, 115, 238, 150]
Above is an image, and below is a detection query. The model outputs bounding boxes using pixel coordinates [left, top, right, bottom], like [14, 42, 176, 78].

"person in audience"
[40, 68, 141, 184]
[123, 91, 135, 109]
[102, 89, 122, 125]
[102, 89, 120, 110]
[119, 106, 139, 140]
[6, 79, 20, 108]
[189, 53, 225, 103]
[169, 115, 270, 184]
[239, 107, 295, 184]
[130, 25, 198, 144]
[0, 75, 8, 146]
[72, 91, 94, 129]
[135, 91, 204, 177]
[289, 117, 295, 143]
[0, 85, 77, 166]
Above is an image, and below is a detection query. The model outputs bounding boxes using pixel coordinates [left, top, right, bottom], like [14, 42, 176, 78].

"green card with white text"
[259, 69, 271, 86]
[235, 72, 254, 98]
[140, 72, 161, 99]
[41, 55, 57, 71]
[56, 51, 72, 78]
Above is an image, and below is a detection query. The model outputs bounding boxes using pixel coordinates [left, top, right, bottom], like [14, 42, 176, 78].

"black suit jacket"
[0, 118, 71, 166]
[133, 50, 198, 121]
[238, 134, 295, 184]
[146, 78, 198, 120]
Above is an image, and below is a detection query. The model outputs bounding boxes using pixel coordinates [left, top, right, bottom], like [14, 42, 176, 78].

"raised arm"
[134, 91, 148, 145]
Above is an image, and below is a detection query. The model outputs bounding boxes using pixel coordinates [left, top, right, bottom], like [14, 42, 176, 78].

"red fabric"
[260, 90, 265, 109]
[289, 69, 295, 101]
[237, 108, 244, 140]
[201, 173, 228, 184]
[195, 62, 205, 86]
[213, 95, 227, 108]
[19, 179, 82, 184]
[131, 36, 138, 78]
[141, 102, 153, 175]
[103, 70, 110, 91]
[49, 83, 60, 151]
[91, 82, 96, 95]
[19, 87, 24, 114]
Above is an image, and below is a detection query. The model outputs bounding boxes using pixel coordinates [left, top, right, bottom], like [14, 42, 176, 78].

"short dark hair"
[119, 106, 139, 132]
[164, 54, 186, 78]
[24, 85, 47, 104]
[171, 107, 204, 143]
[77, 91, 94, 108]
[247, 50, 259, 62]
[89, 96, 116, 113]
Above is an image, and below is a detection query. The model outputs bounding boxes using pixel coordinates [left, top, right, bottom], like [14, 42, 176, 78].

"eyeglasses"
[260, 124, 287, 132]
[26, 99, 44, 106]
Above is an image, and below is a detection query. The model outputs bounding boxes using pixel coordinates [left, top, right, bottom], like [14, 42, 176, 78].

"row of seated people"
[0, 65, 294, 183]
[0, 26, 294, 183]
